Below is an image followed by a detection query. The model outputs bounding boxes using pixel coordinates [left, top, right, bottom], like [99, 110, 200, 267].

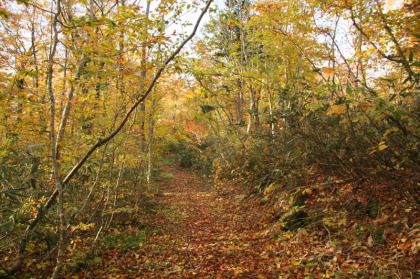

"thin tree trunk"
[46, 0, 64, 277]
[267, 84, 275, 139]
[147, 95, 155, 186]
[139, 0, 151, 153]
[56, 56, 86, 160]
[30, 10, 39, 93]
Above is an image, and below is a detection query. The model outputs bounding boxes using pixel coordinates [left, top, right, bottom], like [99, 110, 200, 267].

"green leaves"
[2, 188, 28, 204]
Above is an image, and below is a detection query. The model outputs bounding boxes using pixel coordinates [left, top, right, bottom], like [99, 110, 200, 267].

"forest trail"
[83, 162, 281, 278]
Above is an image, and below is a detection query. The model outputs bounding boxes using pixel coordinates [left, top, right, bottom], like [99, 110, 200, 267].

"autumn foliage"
[0, 0, 419, 278]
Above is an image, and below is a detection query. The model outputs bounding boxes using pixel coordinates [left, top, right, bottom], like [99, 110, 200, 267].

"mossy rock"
[373, 228, 385, 245]
[280, 206, 309, 231]
[367, 200, 381, 218]
[289, 188, 312, 207]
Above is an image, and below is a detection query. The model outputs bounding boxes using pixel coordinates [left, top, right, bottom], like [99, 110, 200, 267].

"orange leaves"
[183, 120, 208, 142]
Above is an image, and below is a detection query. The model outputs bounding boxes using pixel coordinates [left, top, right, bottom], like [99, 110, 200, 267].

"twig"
[323, 220, 332, 245]
[24, 1, 55, 15]
[182, 223, 209, 273]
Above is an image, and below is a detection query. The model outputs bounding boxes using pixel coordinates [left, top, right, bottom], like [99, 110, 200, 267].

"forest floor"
[12, 159, 419, 278]
[65, 158, 418, 279]
[80, 162, 282, 278]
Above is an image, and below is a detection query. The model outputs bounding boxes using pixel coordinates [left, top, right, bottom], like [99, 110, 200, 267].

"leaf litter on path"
[83, 164, 280, 278]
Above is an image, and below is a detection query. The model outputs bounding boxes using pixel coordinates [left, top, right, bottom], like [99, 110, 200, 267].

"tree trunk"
[139, 0, 152, 153]
[147, 94, 155, 186]
[46, 1, 64, 277]
[56, 56, 86, 161]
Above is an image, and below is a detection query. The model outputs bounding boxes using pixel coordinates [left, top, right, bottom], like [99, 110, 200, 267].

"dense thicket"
[188, 0, 419, 184]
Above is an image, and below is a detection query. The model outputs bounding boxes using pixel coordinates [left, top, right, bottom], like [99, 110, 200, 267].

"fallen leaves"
[50, 162, 419, 279]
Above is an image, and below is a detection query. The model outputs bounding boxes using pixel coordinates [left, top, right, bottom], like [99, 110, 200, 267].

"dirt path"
[84, 163, 280, 278]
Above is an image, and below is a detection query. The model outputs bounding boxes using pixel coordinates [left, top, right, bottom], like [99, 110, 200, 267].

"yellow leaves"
[260, 251, 270, 259]
[71, 222, 95, 232]
[25, 259, 36, 267]
[233, 267, 245, 275]
[35, 262, 49, 271]
[377, 142, 389, 151]
[356, 103, 370, 111]
[284, 232, 293, 239]
[263, 183, 278, 196]
[369, 141, 389, 155]
[326, 105, 347, 115]
[302, 188, 312, 195]
[291, 260, 300, 266]
[384, 127, 399, 137]
[0, 149, 8, 160]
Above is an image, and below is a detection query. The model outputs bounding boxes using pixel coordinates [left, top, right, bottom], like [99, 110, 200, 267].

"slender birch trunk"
[140, 0, 152, 153]
[45, 0, 64, 277]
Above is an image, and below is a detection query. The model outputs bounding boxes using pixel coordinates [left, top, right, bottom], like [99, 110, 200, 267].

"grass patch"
[160, 172, 174, 179]
[161, 157, 177, 166]
[103, 227, 150, 252]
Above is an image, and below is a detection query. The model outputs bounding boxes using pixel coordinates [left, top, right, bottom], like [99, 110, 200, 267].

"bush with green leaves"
[299, 84, 419, 181]
[170, 138, 216, 175]
[0, 145, 47, 236]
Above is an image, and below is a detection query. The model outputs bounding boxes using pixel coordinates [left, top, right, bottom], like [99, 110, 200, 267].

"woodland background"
[0, 0, 419, 277]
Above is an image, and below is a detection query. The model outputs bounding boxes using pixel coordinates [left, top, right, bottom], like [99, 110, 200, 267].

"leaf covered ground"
[79, 163, 278, 278]
[13, 162, 419, 278]
[66, 162, 418, 279]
